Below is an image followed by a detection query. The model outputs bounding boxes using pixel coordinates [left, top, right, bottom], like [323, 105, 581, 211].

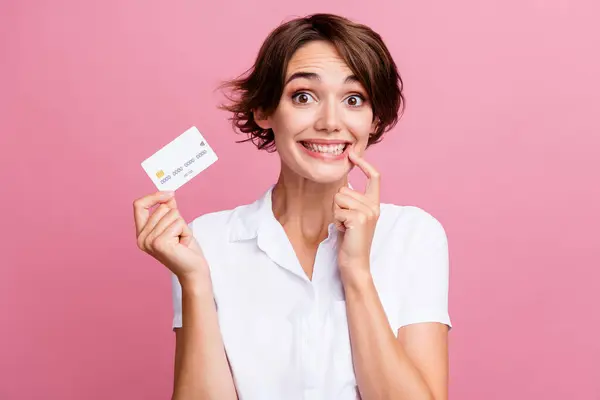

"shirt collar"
[229, 185, 274, 242]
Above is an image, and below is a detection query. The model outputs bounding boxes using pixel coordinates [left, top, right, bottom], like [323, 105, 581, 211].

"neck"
[271, 165, 347, 245]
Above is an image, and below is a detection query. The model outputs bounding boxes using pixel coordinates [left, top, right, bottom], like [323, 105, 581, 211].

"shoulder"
[188, 207, 236, 233]
[187, 202, 253, 241]
[374, 204, 450, 291]
[377, 203, 448, 247]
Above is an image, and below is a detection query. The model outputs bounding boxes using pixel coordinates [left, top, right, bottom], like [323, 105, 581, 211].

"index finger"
[133, 191, 175, 236]
[348, 150, 380, 203]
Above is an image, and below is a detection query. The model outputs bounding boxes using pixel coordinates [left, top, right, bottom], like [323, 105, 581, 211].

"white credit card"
[141, 126, 218, 191]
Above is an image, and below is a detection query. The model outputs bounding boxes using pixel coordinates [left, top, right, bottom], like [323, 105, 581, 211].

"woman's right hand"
[133, 191, 209, 283]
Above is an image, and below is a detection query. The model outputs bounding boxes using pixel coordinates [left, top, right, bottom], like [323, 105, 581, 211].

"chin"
[304, 173, 348, 184]
[289, 158, 352, 184]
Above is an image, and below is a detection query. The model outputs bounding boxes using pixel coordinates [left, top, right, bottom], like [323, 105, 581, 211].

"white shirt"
[171, 185, 452, 400]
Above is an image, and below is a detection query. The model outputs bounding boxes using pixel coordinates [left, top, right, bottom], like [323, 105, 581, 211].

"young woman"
[133, 13, 451, 400]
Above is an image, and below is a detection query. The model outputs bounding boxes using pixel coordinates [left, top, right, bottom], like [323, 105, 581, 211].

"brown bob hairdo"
[219, 13, 405, 152]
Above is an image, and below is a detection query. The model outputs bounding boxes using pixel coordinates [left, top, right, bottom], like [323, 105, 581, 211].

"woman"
[133, 13, 451, 400]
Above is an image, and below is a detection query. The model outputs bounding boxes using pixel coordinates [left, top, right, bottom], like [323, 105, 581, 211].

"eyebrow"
[284, 72, 360, 85]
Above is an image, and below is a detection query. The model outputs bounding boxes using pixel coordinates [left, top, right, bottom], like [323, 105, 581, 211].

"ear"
[370, 117, 380, 133]
[253, 108, 271, 130]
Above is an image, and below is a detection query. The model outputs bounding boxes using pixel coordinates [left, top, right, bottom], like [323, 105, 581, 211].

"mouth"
[298, 141, 351, 157]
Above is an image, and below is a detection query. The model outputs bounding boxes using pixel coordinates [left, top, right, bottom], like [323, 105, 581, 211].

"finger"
[333, 202, 345, 232]
[165, 196, 178, 209]
[179, 222, 194, 247]
[348, 150, 380, 203]
[144, 208, 182, 251]
[334, 208, 361, 231]
[137, 204, 171, 251]
[153, 219, 188, 254]
[332, 194, 344, 231]
[333, 208, 351, 231]
[338, 186, 378, 211]
[133, 191, 175, 236]
[334, 192, 375, 217]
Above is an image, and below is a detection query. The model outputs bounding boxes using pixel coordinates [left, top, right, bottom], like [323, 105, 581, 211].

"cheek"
[271, 103, 314, 139]
[346, 111, 374, 142]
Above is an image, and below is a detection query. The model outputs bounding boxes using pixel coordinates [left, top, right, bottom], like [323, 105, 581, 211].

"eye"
[292, 92, 316, 105]
[344, 95, 364, 107]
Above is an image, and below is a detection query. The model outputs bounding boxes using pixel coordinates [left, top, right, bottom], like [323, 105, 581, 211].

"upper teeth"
[303, 142, 346, 155]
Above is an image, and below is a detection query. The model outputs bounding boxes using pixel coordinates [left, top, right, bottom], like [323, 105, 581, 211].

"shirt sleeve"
[397, 211, 452, 330]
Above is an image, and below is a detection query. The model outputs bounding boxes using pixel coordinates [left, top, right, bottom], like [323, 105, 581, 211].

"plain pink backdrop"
[2, 0, 599, 399]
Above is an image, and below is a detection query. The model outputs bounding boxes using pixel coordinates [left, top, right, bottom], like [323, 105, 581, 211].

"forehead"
[286, 41, 354, 79]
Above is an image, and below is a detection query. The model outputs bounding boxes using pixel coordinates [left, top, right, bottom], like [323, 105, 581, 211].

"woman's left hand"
[334, 150, 381, 282]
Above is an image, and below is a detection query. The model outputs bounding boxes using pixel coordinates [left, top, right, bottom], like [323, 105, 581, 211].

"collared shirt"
[171, 185, 452, 400]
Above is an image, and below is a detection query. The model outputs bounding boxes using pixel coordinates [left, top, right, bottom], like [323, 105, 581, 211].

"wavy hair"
[219, 13, 405, 152]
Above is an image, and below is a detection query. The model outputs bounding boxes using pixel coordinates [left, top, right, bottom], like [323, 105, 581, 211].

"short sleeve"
[397, 212, 452, 330]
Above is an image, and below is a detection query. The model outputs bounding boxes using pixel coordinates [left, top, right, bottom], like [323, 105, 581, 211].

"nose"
[315, 98, 341, 133]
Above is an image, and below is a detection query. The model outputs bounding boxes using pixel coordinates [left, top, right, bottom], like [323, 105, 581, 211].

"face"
[255, 40, 377, 183]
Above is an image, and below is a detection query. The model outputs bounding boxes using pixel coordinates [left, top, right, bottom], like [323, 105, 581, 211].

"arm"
[333, 151, 450, 400]
[132, 191, 237, 400]
[172, 275, 238, 400]
[344, 273, 448, 400]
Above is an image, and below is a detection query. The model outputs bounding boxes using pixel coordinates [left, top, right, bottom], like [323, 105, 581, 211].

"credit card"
[141, 126, 218, 191]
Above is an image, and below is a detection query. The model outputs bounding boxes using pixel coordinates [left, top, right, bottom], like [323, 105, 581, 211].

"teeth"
[303, 142, 346, 155]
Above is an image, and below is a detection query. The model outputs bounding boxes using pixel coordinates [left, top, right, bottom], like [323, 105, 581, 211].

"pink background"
[2, 0, 599, 399]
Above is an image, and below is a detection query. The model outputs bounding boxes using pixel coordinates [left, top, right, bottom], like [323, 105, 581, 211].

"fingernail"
[162, 191, 174, 197]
